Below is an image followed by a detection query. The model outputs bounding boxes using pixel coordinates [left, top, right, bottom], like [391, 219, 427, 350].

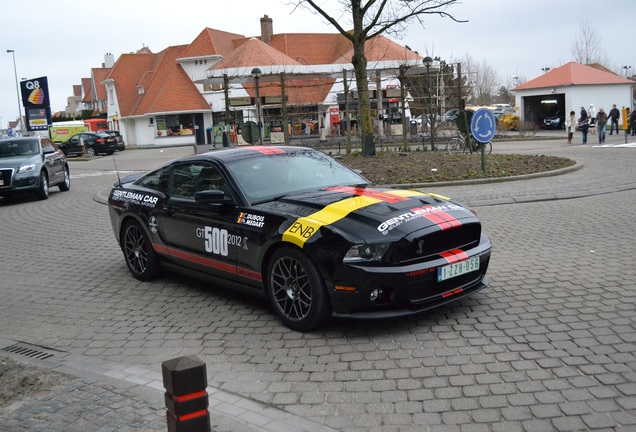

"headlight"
[18, 164, 36, 174]
[343, 243, 390, 263]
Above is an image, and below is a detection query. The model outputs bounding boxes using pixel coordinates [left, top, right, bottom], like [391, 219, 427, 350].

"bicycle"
[445, 132, 492, 155]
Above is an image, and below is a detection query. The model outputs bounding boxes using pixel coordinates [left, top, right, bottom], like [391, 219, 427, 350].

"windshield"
[226, 150, 368, 204]
[0, 139, 38, 158]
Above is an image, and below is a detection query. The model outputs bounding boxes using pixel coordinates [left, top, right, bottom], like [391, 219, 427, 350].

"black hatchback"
[59, 132, 118, 157]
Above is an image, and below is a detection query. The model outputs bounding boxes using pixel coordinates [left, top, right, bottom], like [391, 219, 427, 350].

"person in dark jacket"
[630, 109, 636, 136]
[608, 104, 620, 135]
[579, 116, 589, 144]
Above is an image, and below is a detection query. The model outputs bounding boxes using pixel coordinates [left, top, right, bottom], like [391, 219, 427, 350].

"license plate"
[437, 256, 480, 282]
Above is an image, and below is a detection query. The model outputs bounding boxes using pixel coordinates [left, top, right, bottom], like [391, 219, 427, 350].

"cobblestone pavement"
[1, 133, 635, 431]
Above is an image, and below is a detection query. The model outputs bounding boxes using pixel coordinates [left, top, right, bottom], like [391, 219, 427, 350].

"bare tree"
[571, 20, 609, 66]
[454, 54, 499, 106]
[289, 0, 463, 154]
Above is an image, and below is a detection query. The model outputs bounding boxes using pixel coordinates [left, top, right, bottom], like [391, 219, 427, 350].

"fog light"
[370, 289, 382, 301]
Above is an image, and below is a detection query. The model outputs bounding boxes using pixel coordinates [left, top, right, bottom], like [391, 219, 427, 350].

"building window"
[155, 114, 194, 137]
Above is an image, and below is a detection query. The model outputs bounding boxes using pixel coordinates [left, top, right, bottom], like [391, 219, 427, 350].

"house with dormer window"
[99, 15, 423, 147]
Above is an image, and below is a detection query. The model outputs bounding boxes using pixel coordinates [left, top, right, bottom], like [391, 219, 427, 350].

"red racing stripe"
[153, 243, 262, 282]
[439, 249, 469, 264]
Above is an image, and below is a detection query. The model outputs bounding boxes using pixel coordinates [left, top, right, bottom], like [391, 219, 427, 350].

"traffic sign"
[470, 108, 496, 144]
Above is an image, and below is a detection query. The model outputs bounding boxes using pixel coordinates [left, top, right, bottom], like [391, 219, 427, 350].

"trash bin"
[222, 132, 228, 147]
[363, 135, 375, 156]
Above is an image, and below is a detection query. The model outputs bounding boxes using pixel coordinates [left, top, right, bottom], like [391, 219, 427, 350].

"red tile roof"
[81, 78, 92, 102]
[180, 28, 245, 58]
[211, 37, 301, 70]
[91, 68, 110, 100]
[106, 46, 210, 117]
[515, 62, 632, 90]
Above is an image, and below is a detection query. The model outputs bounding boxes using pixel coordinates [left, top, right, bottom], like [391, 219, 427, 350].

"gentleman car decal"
[152, 243, 262, 282]
[439, 249, 469, 264]
[111, 190, 158, 207]
[377, 204, 464, 235]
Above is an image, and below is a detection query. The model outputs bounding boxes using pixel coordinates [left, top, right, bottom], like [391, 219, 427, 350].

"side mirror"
[195, 189, 225, 204]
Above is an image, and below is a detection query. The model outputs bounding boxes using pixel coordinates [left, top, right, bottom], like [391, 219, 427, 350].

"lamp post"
[423, 56, 435, 151]
[6, 50, 23, 134]
[623, 66, 632, 77]
[541, 67, 550, 73]
[250, 67, 263, 145]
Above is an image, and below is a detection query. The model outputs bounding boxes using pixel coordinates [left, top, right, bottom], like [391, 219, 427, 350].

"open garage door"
[522, 93, 566, 129]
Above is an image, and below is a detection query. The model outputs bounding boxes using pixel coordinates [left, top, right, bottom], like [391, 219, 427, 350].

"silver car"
[0, 136, 70, 200]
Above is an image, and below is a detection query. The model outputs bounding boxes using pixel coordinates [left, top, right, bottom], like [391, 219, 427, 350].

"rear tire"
[122, 221, 161, 281]
[266, 246, 331, 331]
[86, 147, 97, 157]
[446, 137, 463, 154]
[58, 167, 70, 192]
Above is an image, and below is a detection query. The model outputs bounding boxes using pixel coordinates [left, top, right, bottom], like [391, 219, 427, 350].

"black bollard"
[162, 356, 210, 432]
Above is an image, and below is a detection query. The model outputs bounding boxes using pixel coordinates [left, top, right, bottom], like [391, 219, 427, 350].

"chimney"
[260, 15, 273, 45]
[104, 52, 115, 68]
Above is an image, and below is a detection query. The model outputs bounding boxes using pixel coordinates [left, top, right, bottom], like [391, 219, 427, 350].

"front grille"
[390, 223, 482, 264]
[0, 168, 14, 188]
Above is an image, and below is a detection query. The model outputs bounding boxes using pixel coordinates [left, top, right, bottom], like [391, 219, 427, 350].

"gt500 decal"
[196, 227, 246, 256]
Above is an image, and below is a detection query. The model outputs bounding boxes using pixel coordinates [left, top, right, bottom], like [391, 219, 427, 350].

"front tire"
[266, 247, 331, 331]
[36, 172, 49, 200]
[122, 221, 161, 281]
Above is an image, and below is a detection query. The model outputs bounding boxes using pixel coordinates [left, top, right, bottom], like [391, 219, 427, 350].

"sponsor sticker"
[111, 190, 158, 208]
[237, 212, 265, 228]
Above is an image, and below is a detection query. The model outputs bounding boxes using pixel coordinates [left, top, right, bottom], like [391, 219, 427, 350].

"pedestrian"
[627, 108, 632, 135]
[630, 108, 636, 136]
[588, 104, 596, 134]
[596, 107, 608, 144]
[608, 104, 620, 135]
[579, 116, 589, 144]
[565, 110, 576, 144]
[580, 106, 588, 122]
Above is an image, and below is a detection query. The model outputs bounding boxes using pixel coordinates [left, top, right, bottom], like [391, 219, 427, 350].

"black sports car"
[108, 146, 491, 331]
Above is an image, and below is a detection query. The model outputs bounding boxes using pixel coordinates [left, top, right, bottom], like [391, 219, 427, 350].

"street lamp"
[541, 67, 550, 73]
[250, 67, 263, 145]
[6, 50, 23, 134]
[423, 56, 435, 151]
[623, 66, 632, 77]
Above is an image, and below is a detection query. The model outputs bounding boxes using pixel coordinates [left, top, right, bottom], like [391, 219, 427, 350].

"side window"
[169, 163, 230, 201]
[137, 167, 169, 193]
[42, 139, 56, 153]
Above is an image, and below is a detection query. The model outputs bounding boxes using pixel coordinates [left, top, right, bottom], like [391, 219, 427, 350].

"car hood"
[0, 154, 40, 169]
[254, 186, 478, 242]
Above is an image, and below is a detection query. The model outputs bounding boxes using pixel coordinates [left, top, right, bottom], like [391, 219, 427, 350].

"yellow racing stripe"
[282, 195, 383, 247]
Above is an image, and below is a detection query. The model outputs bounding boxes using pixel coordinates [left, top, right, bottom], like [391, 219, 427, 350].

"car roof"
[175, 145, 316, 165]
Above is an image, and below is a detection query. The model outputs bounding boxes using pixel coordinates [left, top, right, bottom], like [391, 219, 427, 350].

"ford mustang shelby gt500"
[108, 146, 491, 331]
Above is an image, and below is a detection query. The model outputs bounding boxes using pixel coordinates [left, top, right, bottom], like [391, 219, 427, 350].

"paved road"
[1, 132, 635, 431]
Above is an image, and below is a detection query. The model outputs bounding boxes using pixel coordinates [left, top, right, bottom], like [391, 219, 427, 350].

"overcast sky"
[1, 0, 632, 129]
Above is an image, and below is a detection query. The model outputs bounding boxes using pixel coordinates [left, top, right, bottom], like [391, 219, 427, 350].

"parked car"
[442, 108, 460, 124]
[543, 111, 565, 129]
[105, 130, 125, 151]
[108, 146, 492, 331]
[59, 132, 118, 157]
[0, 136, 70, 200]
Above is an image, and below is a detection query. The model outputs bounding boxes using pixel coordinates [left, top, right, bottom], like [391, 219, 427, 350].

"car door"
[40, 138, 64, 185]
[64, 134, 83, 155]
[155, 161, 243, 282]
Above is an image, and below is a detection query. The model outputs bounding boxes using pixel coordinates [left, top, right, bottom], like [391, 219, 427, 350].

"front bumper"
[326, 237, 492, 319]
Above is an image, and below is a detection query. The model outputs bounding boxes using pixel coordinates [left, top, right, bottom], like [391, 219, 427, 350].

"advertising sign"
[20, 76, 50, 108]
[26, 107, 51, 131]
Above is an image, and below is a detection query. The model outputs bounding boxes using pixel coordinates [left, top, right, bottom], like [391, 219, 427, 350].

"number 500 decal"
[204, 226, 228, 256]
